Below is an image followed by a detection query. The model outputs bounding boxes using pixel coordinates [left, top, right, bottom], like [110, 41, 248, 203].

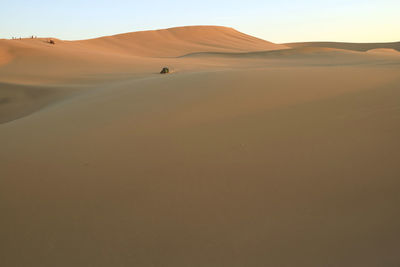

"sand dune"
[0, 26, 289, 122]
[367, 48, 400, 54]
[285, 41, 400, 52]
[181, 46, 367, 60]
[1, 26, 400, 267]
[182, 46, 400, 69]
[0, 26, 287, 83]
[80, 26, 288, 57]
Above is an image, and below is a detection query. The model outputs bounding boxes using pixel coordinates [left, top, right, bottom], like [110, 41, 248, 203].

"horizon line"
[2, 25, 400, 44]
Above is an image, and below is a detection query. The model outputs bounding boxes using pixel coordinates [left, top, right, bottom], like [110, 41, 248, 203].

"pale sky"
[1, 0, 399, 43]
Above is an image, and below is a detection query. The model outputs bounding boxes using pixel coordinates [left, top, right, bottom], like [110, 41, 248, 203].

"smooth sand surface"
[1, 26, 400, 266]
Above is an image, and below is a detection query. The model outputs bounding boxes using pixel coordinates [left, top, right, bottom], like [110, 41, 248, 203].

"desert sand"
[1, 26, 400, 266]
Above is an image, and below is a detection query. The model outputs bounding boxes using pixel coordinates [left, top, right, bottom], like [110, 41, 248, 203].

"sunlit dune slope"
[79, 26, 288, 57]
[0, 26, 287, 83]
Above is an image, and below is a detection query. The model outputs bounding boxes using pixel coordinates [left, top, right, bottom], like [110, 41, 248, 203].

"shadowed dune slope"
[182, 47, 363, 58]
[181, 46, 400, 68]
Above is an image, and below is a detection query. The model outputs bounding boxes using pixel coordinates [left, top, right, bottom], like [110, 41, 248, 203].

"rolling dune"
[80, 26, 288, 57]
[285, 41, 400, 52]
[1, 26, 400, 267]
[367, 48, 400, 54]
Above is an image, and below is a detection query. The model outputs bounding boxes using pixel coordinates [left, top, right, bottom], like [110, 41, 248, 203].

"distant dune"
[367, 48, 400, 54]
[80, 26, 288, 57]
[285, 41, 400, 52]
[1, 26, 400, 267]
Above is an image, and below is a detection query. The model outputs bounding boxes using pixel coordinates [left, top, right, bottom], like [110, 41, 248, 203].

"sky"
[1, 0, 399, 43]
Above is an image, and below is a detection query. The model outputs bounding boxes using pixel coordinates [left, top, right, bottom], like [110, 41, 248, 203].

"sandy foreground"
[1, 26, 400, 266]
